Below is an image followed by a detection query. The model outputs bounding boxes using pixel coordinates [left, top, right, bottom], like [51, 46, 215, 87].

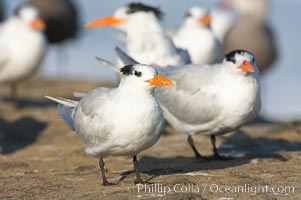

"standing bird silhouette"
[85, 3, 191, 67]
[45, 63, 173, 185]
[28, 0, 79, 44]
[0, 5, 47, 105]
[172, 6, 222, 65]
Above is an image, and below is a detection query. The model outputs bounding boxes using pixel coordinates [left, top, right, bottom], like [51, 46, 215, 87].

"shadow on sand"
[120, 128, 301, 180]
[0, 117, 47, 154]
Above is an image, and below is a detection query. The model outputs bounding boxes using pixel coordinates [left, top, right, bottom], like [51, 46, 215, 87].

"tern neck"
[127, 14, 163, 35]
[125, 15, 170, 54]
[118, 79, 154, 96]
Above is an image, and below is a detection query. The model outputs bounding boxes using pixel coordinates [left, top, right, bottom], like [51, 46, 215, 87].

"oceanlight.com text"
[135, 183, 296, 196]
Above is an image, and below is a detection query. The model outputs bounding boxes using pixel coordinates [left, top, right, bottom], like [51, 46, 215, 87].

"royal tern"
[85, 3, 191, 66]
[172, 6, 222, 65]
[0, 5, 46, 104]
[45, 63, 173, 185]
[116, 47, 261, 159]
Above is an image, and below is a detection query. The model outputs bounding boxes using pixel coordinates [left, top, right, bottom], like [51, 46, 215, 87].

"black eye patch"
[224, 49, 255, 64]
[134, 71, 142, 77]
[120, 65, 134, 76]
[185, 12, 192, 18]
[224, 50, 238, 64]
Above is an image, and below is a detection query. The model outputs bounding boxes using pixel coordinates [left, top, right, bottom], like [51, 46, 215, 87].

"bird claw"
[102, 181, 116, 186]
[194, 153, 210, 162]
[134, 178, 146, 185]
[211, 154, 233, 161]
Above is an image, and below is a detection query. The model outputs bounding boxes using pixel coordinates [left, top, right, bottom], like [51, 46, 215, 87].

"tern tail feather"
[44, 96, 78, 131]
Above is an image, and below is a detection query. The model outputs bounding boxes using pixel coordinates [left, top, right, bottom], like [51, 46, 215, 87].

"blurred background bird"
[0, 5, 47, 106]
[28, 0, 79, 45]
[220, 0, 278, 74]
[172, 6, 222, 65]
[85, 3, 191, 67]
[28, 0, 80, 76]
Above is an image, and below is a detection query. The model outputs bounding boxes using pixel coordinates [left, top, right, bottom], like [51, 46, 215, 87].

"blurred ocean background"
[4, 0, 301, 120]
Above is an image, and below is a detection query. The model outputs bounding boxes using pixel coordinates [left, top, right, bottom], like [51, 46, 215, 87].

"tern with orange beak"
[0, 5, 46, 105]
[172, 7, 222, 65]
[116, 48, 261, 160]
[45, 63, 173, 185]
[85, 3, 191, 66]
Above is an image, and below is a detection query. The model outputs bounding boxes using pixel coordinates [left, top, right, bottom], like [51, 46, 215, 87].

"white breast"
[0, 18, 46, 83]
[73, 90, 164, 157]
[173, 27, 221, 65]
[214, 74, 261, 133]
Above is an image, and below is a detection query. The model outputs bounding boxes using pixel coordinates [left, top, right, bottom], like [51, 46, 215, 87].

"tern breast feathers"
[173, 26, 221, 65]
[71, 87, 163, 156]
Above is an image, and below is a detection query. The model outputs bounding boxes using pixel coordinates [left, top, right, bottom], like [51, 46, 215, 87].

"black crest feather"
[126, 3, 164, 20]
[224, 49, 254, 64]
[120, 65, 134, 76]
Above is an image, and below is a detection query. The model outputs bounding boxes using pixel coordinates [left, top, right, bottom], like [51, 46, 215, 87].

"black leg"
[99, 157, 115, 186]
[187, 135, 207, 160]
[133, 155, 144, 184]
[211, 135, 221, 159]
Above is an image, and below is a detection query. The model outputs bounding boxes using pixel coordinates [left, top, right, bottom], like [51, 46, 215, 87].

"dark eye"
[134, 71, 142, 77]
[185, 12, 192, 18]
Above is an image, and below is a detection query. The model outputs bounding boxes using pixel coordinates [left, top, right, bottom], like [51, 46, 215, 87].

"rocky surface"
[0, 79, 300, 199]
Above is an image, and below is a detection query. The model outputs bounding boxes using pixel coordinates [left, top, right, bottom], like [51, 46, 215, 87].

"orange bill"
[145, 75, 174, 86]
[30, 18, 46, 30]
[238, 60, 255, 72]
[199, 14, 211, 25]
[84, 16, 125, 28]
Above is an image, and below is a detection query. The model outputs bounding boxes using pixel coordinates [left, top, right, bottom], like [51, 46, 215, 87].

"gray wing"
[44, 96, 78, 131]
[77, 87, 112, 118]
[73, 87, 114, 145]
[156, 64, 221, 125]
[58, 105, 76, 130]
[176, 47, 191, 64]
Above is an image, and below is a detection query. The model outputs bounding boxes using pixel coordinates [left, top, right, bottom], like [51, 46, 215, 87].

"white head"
[84, 3, 163, 32]
[223, 50, 259, 76]
[119, 64, 173, 92]
[14, 5, 46, 31]
[183, 6, 212, 29]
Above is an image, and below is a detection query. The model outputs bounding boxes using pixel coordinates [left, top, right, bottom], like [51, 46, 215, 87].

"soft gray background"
[5, 0, 301, 120]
